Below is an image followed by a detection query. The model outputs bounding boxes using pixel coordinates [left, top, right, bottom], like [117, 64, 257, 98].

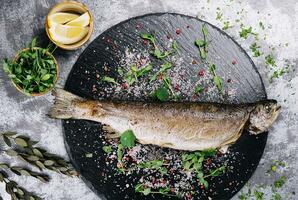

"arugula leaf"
[120, 130, 136, 148]
[154, 87, 169, 101]
[102, 76, 119, 85]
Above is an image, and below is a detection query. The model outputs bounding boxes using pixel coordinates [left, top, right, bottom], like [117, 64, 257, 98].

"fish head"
[248, 100, 281, 134]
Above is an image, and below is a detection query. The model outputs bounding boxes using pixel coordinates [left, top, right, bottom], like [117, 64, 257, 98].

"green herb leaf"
[102, 146, 112, 153]
[239, 26, 253, 39]
[143, 188, 151, 196]
[274, 176, 286, 188]
[154, 87, 169, 101]
[102, 76, 118, 85]
[150, 62, 172, 82]
[213, 75, 224, 94]
[117, 144, 123, 164]
[194, 85, 204, 94]
[141, 33, 156, 44]
[120, 130, 136, 148]
[41, 74, 51, 81]
[254, 190, 264, 200]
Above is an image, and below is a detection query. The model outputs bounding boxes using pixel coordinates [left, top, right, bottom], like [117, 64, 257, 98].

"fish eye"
[265, 105, 271, 113]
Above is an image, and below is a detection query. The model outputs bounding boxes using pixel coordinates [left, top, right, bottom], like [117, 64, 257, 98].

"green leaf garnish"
[209, 64, 224, 94]
[125, 63, 152, 85]
[250, 42, 263, 57]
[239, 26, 253, 39]
[120, 130, 136, 148]
[102, 76, 119, 85]
[154, 87, 169, 101]
[195, 24, 209, 60]
[102, 146, 112, 153]
[274, 176, 286, 188]
[150, 62, 172, 82]
[194, 85, 204, 94]
[254, 190, 264, 200]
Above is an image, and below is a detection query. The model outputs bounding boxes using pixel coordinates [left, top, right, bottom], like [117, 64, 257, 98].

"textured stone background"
[0, 0, 297, 199]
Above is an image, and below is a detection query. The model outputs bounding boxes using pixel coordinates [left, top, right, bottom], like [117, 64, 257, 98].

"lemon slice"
[47, 12, 80, 27]
[49, 24, 89, 44]
[66, 12, 90, 27]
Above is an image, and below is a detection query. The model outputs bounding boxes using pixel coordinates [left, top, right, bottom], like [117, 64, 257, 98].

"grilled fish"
[49, 89, 280, 151]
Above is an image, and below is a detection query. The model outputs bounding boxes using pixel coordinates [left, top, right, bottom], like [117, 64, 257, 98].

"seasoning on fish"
[49, 89, 280, 151]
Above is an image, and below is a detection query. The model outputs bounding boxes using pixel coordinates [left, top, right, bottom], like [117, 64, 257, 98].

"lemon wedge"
[47, 12, 80, 27]
[66, 12, 90, 27]
[49, 24, 89, 44]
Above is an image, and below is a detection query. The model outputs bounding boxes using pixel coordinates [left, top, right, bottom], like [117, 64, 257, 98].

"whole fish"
[49, 89, 280, 151]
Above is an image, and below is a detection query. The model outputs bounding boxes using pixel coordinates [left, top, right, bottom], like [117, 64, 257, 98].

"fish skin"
[49, 89, 280, 151]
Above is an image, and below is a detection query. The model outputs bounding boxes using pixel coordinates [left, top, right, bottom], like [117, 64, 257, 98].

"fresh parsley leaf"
[222, 21, 232, 30]
[195, 39, 207, 47]
[154, 87, 169, 101]
[265, 54, 276, 67]
[194, 85, 204, 94]
[120, 130, 136, 148]
[102, 76, 118, 85]
[274, 176, 286, 188]
[136, 64, 152, 77]
[250, 42, 263, 57]
[102, 146, 112, 153]
[141, 33, 156, 44]
[142, 188, 151, 196]
[254, 190, 264, 200]
[239, 26, 253, 39]
[195, 25, 209, 60]
[272, 192, 281, 200]
[201, 24, 208, 37]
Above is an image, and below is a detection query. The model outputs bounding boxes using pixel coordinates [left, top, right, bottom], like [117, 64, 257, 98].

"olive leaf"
[14, 137, 28, 147]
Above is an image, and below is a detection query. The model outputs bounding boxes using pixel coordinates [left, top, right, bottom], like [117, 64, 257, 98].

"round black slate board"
[63, 13, 267, 200]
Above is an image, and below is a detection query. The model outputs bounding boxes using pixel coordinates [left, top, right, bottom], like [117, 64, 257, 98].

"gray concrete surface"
[0, 0, 297, 199]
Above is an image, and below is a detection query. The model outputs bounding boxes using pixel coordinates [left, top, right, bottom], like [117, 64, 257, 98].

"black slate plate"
[63, 13, 267, 200]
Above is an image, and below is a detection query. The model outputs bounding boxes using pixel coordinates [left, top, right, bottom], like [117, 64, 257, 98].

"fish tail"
[48, 88, 83, 119]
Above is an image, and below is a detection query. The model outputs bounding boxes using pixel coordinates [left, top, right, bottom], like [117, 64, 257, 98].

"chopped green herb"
[120, 130, 136, 148]
[85, 153, 93, 158]
[271, 192, 281, 200]
[195, 24, 209, 60]
[117, 144, 124, 167]
[209, 64, 224, 94]
[102, 146, 112, 153]
[154, 86, 169, 101]
[125, 63, 152, 85]
[250, 42, 263, 57]
[239, 193, 247, 200]
[216, 11, 223, 21]
[141, 33, 178, 60]
[274, 176, 286, 188]
[239, 26, 253, 39]
[270, 68, 287, 82]
[138, 160, 167, 175]
[254, 190, 264, 200]
[102, 76, 118, 85]
[194, 85, 204, 94]
[150, 62, 172, 82]
[265, 54, 276, 67]
[205, 165, 226, 177]
[163, 75, 175, 95]
[259, 21, 265, 30]
[222, 21, 232, 30]
[135, 184, 172, 196]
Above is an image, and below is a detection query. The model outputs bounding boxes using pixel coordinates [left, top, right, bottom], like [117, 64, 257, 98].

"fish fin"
[219, 145, 229, 154]
[103, 125, 121, 138]
[48, 88, 83, 119]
